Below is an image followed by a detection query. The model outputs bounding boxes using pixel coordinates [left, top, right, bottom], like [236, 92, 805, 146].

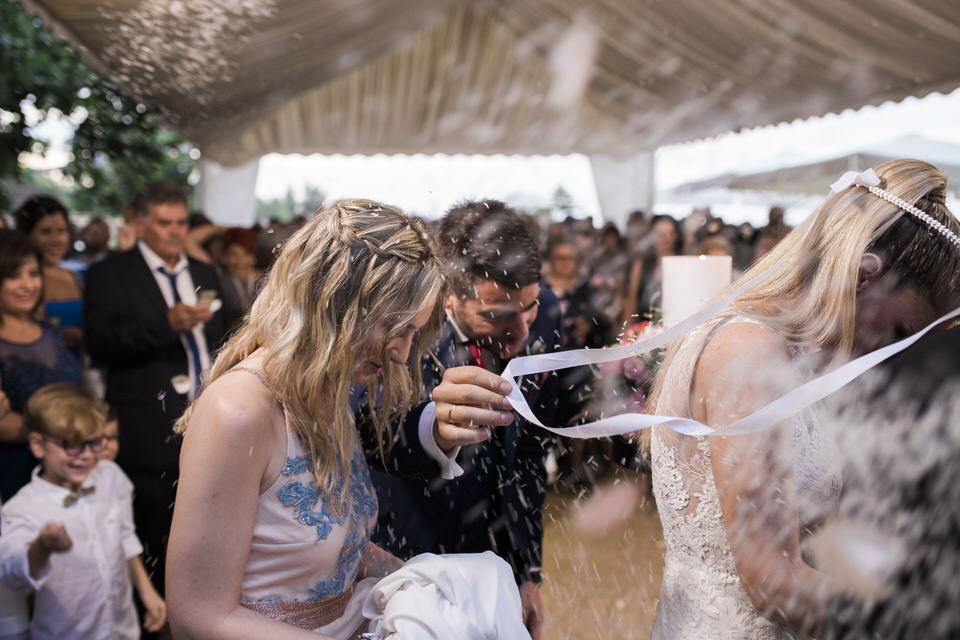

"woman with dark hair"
[13, 196, 83, 350]
[0, 230, 83, 501]
[623, 214, 682, 325]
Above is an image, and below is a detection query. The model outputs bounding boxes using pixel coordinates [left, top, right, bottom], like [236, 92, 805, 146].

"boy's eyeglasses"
[42, 434, 107, 457]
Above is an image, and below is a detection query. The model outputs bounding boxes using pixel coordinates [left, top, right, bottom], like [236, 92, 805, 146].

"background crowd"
[0, 193, 795, 484]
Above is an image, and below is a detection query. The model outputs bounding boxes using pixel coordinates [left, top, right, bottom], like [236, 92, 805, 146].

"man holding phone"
[196, 288, 218, 309]
[84, 181, 226, 607]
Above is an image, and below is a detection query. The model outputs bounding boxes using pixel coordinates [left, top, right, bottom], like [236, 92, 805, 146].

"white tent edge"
[198, 152, 655, 229]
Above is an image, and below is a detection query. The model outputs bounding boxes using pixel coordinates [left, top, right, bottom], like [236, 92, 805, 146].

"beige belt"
[242, 582, 356, 630]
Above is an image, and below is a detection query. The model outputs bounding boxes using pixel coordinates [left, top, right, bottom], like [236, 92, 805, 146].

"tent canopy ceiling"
[21, 0, 960, 166]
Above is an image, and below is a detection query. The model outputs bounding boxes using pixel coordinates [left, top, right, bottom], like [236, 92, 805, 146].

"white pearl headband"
[830, 168, 960, 249]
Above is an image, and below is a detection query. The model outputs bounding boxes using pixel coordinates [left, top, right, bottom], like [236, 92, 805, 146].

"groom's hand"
[520, 580, 543, 639]
[432, 365, 514, 451]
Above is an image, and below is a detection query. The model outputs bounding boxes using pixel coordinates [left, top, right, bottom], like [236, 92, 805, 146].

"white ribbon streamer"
[502, 282, 960, 439]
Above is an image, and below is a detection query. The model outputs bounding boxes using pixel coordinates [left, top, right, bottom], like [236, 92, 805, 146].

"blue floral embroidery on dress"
[281, 456, 313, 476]
[277, 446, 378, 602]
[276, 471, 339, 539]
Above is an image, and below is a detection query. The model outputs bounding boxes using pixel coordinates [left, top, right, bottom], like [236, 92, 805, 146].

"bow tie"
[63, 486, 95, 508]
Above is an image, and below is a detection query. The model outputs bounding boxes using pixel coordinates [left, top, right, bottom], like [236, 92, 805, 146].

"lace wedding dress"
[650, 318, 842, 640]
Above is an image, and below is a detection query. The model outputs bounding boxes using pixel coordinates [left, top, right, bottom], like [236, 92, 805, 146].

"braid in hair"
[177, 199, 446, 500]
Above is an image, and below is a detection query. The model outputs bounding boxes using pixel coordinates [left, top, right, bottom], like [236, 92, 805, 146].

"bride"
[647, 159, 960, 638]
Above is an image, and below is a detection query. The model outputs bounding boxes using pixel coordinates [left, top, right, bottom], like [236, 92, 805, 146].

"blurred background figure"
[218, 227, 260, 333]
[760, 205, 792, 239]
[735, 222, 758, 271]
[80, 217, 112, 267]
[98, 403, 120, 463]
[254, 220, 298, 274]
[543, 235, 596, 490]
[83, 180, 227, 609]
[696, 233, 734, 257]
[625, 209, 650, 249]
[13, 196, 84, 352]
[588, 222, 630, 340]
[680, 206, 711, 254]
[623, 214, 681, 326]
[544, 236, 592, 351]
[185, 211, 227, 267]
[752, 205, 794, 264]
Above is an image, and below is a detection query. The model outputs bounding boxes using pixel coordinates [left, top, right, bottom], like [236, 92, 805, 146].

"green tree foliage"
[526, 185, 577, 220]
[552, 185, 574, 218]
[255, 188, 297, 222]
[0, 1, 197, 212]
[255, 185, 327, 223]
[301, 184, 326, 216]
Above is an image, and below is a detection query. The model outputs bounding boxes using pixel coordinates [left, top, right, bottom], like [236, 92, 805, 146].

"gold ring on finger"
[447, 406, 455, 424]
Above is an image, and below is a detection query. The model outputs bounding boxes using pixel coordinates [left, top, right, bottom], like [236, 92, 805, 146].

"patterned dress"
[237, 373, 379, 636]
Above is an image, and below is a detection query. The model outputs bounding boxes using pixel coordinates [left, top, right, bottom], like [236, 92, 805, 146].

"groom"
[360, 200, 562, 639]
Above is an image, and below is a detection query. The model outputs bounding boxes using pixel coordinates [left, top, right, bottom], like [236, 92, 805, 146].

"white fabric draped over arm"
[362, 552, 530, 640]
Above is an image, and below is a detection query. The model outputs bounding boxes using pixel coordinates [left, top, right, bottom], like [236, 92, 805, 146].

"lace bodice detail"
[650, 318, 842, 640]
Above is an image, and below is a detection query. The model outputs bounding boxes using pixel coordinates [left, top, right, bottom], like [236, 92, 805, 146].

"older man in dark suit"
[84, 181, 226, 596]
[360, 200, 561, 639]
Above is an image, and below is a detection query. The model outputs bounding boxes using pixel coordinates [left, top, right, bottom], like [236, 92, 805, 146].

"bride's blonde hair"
[647, 159, 960, 429]
[733, 158, 959, 360]
[177, 200, 445, 492]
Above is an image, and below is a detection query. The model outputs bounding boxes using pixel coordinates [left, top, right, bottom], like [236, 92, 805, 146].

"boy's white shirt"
[0, 460, 143, 640]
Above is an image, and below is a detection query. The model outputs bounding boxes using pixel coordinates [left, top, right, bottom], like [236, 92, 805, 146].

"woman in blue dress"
[0, 230, 83, 501]
[14, 196, 84, 353]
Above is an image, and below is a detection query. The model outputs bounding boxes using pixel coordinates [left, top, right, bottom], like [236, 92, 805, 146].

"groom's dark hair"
[435, 199, 541, 298]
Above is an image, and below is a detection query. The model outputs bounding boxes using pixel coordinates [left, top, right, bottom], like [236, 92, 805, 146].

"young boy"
[99, 403, 119, 463]
[0, 383, 165, 639]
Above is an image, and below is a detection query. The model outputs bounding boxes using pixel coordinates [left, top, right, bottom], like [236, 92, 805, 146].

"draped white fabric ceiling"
[21, 0, 960, 166]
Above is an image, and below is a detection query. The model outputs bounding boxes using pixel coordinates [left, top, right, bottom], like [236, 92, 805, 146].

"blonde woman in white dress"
[648, 159, 960, 639]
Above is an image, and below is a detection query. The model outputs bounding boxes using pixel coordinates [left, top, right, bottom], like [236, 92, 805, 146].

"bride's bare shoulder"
[696, 321, 792, 385]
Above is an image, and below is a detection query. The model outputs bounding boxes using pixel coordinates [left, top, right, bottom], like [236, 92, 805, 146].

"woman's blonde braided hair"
[178, 199, 445, 497]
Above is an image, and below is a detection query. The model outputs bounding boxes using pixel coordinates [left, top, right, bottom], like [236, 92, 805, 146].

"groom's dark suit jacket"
[360, 288, 562, 584]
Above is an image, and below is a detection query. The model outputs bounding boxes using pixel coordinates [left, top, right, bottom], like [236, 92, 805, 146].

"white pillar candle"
[661, 255, 732, 328]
